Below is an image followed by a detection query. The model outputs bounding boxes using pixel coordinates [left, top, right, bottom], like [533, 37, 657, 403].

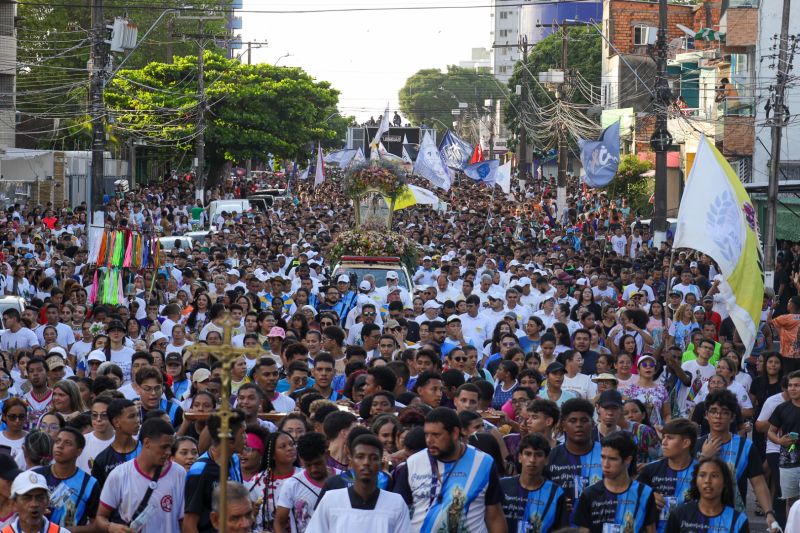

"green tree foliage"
[104, 52, 342, 184]
[398, 66, 507, 139]
[15, 1, 225, 146]
[608, 154, 654, 214]
[505, 26, 601, 155]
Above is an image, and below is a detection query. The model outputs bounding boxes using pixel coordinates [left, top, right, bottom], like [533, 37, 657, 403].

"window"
[499, 65, 509, 74]
[0, 74, 13, 109]
[501, 48, 508, 56]
[499, 29, 509, 37]
[633, 25, 654, 46]
[0, 3, 13, 37]
[500, 11, 508, 19]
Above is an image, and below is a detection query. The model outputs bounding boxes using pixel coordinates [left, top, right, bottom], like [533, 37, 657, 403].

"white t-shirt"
[0, 327, 39, 352]
[275, 470, 325, 533]
[694, 380, 752, 410]
[99, 458, 186, 533]
[35, 322, 76, 348]
[0, 431, 26, 469]
[307, 488, 410, 533]
[88, 346, 136, 382]
[270, 393, 296, 413]
[611, 235, 627, 255]
[77, 432, 114, 473]
[678, 360, 717, 416]
[562, 373, 593, 399]
[757, 392, 786, 455]
[70, 340, 93, 364]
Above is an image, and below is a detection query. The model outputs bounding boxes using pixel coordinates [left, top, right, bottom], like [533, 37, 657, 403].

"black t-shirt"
[573, 479, 658, 533]
[750, 377, 782, 417]
[665, 500, 749, 533]
[499, 475, 566, 533]
[719, 318, 735, 342]
[768, 400, 800, 467]
[694, 434, 762, 505]
[90, 441, 141, 489]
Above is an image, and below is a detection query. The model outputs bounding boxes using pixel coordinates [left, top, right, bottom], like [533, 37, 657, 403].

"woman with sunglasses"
[0, 398, 27, 469]
[624, 354, 670, 430]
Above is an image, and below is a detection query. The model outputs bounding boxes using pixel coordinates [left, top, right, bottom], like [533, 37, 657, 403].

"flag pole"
[484, 185, 496, 231]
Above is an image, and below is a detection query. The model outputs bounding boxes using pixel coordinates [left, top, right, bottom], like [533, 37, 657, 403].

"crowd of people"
[0, 168, 798, 533]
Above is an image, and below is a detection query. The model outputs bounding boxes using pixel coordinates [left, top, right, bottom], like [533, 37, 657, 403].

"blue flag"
[414, 131, 452, 191]
[579, 121, 621, 188]
[463, 159, 500, 185]
[438, 129, 472, 170]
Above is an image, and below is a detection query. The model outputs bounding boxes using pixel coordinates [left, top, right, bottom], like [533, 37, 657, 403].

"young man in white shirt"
[96, 418, 186, 533]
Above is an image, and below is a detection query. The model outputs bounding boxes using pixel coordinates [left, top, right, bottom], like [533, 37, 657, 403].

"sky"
[240, 0, 493, 123]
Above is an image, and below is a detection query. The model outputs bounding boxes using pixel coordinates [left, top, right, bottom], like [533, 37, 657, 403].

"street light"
[274, 53, 292, 66]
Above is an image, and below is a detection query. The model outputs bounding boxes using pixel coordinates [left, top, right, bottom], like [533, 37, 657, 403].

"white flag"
[414, 131, 452, 191]
[370, 102, 391, 161]
[495, 161, 512, 194]
[314, 143, 325, 188]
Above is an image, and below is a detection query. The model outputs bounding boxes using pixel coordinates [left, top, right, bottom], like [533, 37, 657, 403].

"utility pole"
[557, 26, 569, 214]
[650, 0, 673, 248]
[196, 39, 206, 198]
[518, 35, 529, 181]
[764, 0, 793, 283]
[89, 0, 107, 225]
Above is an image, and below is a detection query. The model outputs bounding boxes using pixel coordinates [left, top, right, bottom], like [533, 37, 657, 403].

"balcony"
[229, 16, 242, 30]
[717, 97, 755, 156]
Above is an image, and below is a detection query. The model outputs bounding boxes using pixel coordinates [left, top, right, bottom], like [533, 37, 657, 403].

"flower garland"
[329, 229, 421, 272]
[343, 161, 406, 199]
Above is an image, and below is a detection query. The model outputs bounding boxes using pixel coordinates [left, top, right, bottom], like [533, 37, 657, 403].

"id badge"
[660, 496, 677, 520]
[573, 475, 588, 499]
[602, 524, 621, 533]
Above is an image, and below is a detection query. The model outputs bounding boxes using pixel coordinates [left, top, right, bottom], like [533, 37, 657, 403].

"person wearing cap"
[624, 354, 670, 428]
[440, 315, 476, 359]
[700, 294, 722, 333]
[414, 299, 442, 326]
[6, 471, 70, 533]
[595, 388, 660, 465]
[573, 430, 659, 533]
[44, 352, 68, 388]
[538, 362, 577, 407]
[87, 320, 135, 383]
[375, 271, 411, 309]
[34, 304, 75, 350]
[334, 274, 358, 319]
[413, 256, 437, 287]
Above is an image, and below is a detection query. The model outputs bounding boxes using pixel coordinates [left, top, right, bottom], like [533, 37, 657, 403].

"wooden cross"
[183, 313, 263, 533]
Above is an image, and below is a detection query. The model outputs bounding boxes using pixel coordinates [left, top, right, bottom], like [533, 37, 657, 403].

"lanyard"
[428, 444, 465, 506]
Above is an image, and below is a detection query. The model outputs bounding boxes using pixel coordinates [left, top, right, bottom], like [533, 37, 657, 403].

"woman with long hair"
[50, 380, 86, 420]
[484, 321, 513, 360]
[668, 303, 699, 352]
[186, 292, 211, 334]
[570, 286, 602, 321]
[624, 354, 670, 428]
[252, 430, 301, 532]
[667, 456, 748, 532]
[241, 425, 270, 486]
[646, 300, 672, 356]
[287, 313, 309, 340]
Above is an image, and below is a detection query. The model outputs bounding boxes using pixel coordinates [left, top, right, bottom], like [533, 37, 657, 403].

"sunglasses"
[639, 360, 656, 368]
[452, 357, 467, 363]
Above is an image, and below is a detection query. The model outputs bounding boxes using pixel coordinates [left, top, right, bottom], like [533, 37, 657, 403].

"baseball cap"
[690, 261, 698, 268]
[693, 305, 705, 313]
[358, 280, 371, 291]
[424, 300, 442, 310]
[268, 326, 286, 339]
[11, 472, 49, 498]
[48, 346, 68, 360]
[598, 389, 624, 408]
[518, 277, 532, 287]
[488, 288, 505, 300]
[423, 256, 432, 261]
[546, 362, 566, 374]
[591, 372, 619, 383]
[165, 353, 182, 365]
[702, 295, 714, 302]
[227, 268, 240, 277]
[384, 319, 401, 330]
[87, 351, 106, 363]
[149, 332, 168, 345]
[45, 355, 65, 370]
[191, 368, 211, 383]
[337, 274, 350, 283]
[107, 320, 126, 333]
[446, 315, 461, 324]
[386, 271, 399, 280]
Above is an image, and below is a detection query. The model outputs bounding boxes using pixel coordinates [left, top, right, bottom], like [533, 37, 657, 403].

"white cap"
[358, 280, 371, 291]
[149, 331, 167, 345]
[226, 268, 240, 277]
[44, 268, 56, 278]
[11, 472, 49, 498]
[337, 274, 350, 283]
[488, 287, 505, 300]
[48, 346, 68, 360]
[423, 300, 442, 310]
[386, 271, 399, 280]
[690, 261, 698, 268]
[518, 277, 532, 287]
[87, 350, 106, 363]
[423, 256, 432, 261]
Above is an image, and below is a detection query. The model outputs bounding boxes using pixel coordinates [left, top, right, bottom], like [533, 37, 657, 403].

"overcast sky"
[240, 0, 493, 122]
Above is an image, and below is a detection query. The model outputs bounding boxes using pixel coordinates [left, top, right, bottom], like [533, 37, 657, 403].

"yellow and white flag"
[673, 136, 764, 355]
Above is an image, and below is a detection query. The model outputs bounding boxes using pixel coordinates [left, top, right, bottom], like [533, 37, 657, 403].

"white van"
[207, 199, 251, 227]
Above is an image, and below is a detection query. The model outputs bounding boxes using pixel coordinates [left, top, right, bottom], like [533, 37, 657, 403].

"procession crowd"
[0, 169, 798, 533]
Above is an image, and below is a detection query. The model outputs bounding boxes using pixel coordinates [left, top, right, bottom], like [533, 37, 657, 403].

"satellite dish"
[676, 24, 695, 37]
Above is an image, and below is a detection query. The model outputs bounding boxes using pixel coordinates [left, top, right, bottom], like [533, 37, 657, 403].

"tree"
[398, 66, 507, 140]
[608, 154, 654, 215]
[104, 52, 343, 185]
[504, 26, 601, 156]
